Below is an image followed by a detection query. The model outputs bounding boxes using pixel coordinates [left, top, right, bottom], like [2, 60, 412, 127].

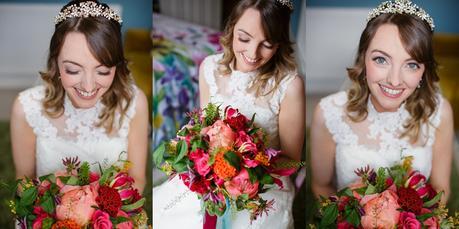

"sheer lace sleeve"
[319, 91, 358, 146]
[202, 54, 221, 97]
[269, 73, 297, 112]
[18, 86, 57, 139]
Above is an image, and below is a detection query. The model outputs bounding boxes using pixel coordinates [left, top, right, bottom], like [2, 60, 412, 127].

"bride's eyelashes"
[65, 69, 79, 75]
[372, 56, 388, 65]
[238, 37, 250, 43]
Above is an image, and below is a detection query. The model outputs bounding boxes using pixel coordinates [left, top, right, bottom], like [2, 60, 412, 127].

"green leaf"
[121, 197, 146, 212]
[260, 174, 274, 185]
[99, 166, 115, 185]
[19, 187, 37, 206]
[153, 142, 166, 166]
[223, 151, 240, 171]
[247, 168, 257, 184]
[66, 176, 79, 185]
[174, 140, 188, 163]
[42, 217, 54, 229]
[111, 216, 130, 224]
[417, 212, 435, 222]
[347, 209, 360, 227]
[248, 128, 260, 136]
[365, 184, 376, 195]
[320, 203, 338, 227]
[423, 191, 443, 208]
[40, 194, 55, 214]
[177, 127, 189, 137]
[172, 161, 188, 172]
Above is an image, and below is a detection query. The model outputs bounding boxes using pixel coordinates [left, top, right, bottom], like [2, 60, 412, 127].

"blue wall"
[291, 0, 304, 38]
[306, 0, 459, 34]
[0, 0, 152, 32]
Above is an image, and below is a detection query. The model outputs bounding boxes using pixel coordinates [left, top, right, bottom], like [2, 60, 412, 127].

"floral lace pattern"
[320, 91, 443, 189]
[18, 85, 138, 175]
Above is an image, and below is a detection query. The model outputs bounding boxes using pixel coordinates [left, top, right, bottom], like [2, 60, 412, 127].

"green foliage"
[78, 162, 90, 185]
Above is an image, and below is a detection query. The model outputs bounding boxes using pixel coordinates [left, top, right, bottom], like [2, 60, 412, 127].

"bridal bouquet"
[314, 156, 459, 229]
[154, 103, 301, 224]
[10, 155, 147, 229]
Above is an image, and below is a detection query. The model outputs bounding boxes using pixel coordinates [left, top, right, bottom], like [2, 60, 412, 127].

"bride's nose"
[80, 73, 96, 92]
[387, 67, 402, 87]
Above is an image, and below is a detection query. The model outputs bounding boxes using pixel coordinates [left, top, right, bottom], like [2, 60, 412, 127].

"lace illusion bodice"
[320, 91, 443, 189]
[202, 53, 297, 149]
[18, 85, 138, 176]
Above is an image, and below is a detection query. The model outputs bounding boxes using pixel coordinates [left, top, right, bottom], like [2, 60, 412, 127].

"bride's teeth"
[242, 53, 257, 63]
[381, 86, 402, 95]
[77, 89, 96, 97]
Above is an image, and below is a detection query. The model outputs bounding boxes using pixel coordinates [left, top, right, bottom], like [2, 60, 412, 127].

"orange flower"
[254, 152, 270, 166]
[213, 151, 237, 179]
[51, 219, 80, 229]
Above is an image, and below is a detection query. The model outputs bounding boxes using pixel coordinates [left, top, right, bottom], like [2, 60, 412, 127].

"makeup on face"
[57, 32, 115, 109]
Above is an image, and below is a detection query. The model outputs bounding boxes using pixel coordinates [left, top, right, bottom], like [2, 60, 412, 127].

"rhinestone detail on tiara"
[276, 0, 294, 10]
[54, 1, 122, 25]
[367, 0, 434, 31]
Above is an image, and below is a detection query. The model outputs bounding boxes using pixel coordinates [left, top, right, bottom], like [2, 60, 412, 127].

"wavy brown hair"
[346, 13, 439, 142]
[40, 0, 133, 133]
[218, 0, 296, 96]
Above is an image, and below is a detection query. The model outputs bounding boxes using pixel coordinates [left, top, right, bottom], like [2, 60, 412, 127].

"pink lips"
[74, 88, 98, 100]
[379, 84, 404, 99]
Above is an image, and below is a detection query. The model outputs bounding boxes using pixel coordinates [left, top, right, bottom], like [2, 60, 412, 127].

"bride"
[153, 0, 305, 228]
[310, 0, 454, 203]
[10, 0, 149, 192]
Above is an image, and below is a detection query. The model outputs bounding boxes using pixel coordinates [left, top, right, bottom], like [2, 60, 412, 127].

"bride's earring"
[417, 79, 422, 89]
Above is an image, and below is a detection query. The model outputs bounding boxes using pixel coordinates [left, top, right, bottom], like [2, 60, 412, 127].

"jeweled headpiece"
[54, 1, 122, 25]
[276, 0, 294, 10]
[367, 0, 434, 31]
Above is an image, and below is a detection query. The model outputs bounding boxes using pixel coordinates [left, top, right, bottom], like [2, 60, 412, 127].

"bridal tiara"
[276, 0, 294, 10]
[54, 1, 122, 25]
[367, 0, 434, 31]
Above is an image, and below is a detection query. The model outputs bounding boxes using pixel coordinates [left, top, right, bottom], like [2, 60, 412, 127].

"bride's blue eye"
[407, 62, 420, 70]
[372, 56, 387, 65]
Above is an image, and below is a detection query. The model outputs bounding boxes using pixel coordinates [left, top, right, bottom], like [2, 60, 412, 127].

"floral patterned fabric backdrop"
[152, 13, 222, 150]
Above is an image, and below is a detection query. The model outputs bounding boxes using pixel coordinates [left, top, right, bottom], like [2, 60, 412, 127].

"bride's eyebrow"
[237, 29, 253, 38]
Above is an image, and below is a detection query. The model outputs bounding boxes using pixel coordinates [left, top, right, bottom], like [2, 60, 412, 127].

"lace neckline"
[366, 95, 410, 139]
[229, 61, 257, 79]
[63, 94, 104, 134]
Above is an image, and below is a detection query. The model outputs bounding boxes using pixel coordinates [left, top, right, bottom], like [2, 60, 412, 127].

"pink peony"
[224, 168, 259, 199]
[91, 210, 112, 229]
[116, 210, 134, 229]
[420, 208, 439, 229]
[189, 149, 211, 176]
[56, 182, 99, 226]
[360, 190, 400, 229]
[235, 131, 253, 148]
[201, 120, 236, 149]
[399, 212, 421, 229]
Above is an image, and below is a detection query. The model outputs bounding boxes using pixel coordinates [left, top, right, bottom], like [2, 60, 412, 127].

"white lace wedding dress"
[153, 53, 298, 229]
[18, 85, 138, 177]
[319, 91, 443, 189]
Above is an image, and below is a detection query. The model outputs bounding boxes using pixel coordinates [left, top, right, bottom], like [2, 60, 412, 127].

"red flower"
[179, 173, 211, 195]
[398, 212, 421, 229]
[225, 115, 248, 131]
[96, 185, 122, 217]
[338, 196, 350, 212]
[397, 187, 423, 215]
[337, 220, 356, 229]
